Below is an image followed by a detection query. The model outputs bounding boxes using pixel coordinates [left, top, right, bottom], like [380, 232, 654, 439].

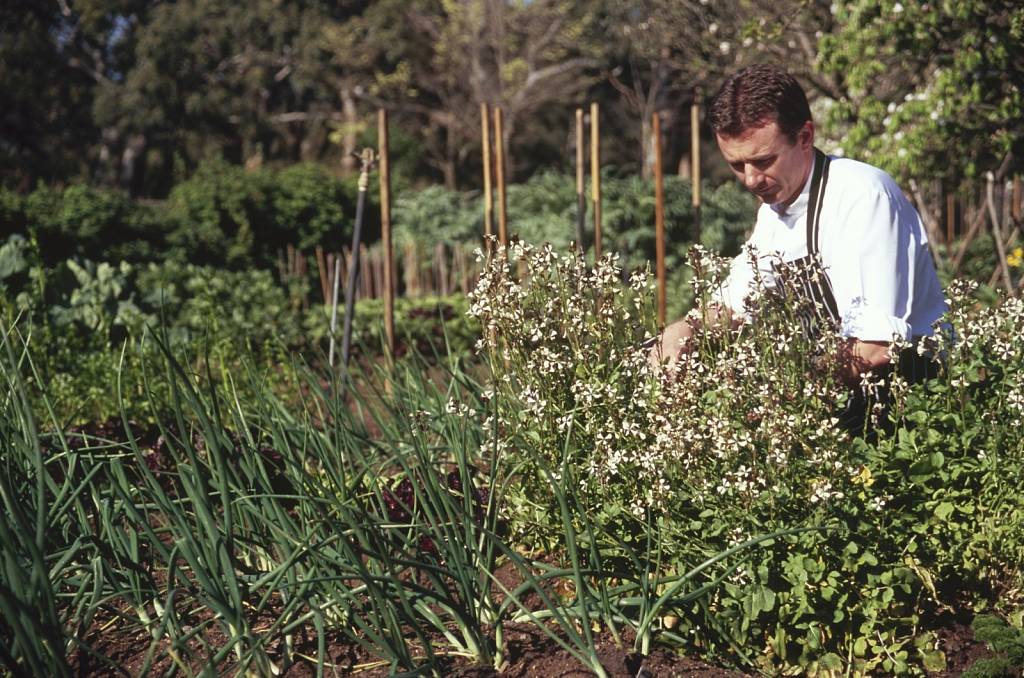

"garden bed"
[4, 245, 1024, 677]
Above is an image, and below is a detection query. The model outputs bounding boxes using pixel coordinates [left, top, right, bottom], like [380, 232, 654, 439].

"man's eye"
[755, 158, 774, 169]
[731, 163, 744, 172]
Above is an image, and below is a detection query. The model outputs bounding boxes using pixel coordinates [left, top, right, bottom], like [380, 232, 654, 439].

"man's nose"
[744, 165, 761, 188]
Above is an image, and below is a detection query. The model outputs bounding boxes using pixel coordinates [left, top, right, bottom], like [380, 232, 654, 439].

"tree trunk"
[120, 133, 147, 196]
[641, 116, 653, 181]
[443, 120, 459, 190]
[340, 84, 359, 175]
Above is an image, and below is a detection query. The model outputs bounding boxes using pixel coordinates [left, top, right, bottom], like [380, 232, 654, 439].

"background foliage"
[4, 1, 1020, 194]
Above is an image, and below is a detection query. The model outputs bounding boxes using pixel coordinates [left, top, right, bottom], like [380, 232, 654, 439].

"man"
[652, 64, 946, 427]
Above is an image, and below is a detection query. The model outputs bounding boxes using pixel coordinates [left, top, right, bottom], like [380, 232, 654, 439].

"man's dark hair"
[708, 65, 812, 142]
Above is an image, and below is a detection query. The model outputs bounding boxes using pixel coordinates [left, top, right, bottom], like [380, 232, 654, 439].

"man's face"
[716, 119, 814, 208]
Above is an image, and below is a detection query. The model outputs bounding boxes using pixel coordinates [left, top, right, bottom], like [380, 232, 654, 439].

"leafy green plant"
[963, 613, 1024, 678]
[303, 293, 480, 360]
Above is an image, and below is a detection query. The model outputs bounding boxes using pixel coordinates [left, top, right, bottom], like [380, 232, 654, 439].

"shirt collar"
[769, 154, 817, 217]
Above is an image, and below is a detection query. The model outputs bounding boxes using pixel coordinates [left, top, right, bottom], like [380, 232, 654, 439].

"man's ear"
[799, 120, 815, 149]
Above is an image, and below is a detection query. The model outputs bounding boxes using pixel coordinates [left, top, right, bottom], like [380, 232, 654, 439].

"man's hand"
[648, 305, 737, 373]
[648, 317, 697, 372]
[835, 339, 892, 387]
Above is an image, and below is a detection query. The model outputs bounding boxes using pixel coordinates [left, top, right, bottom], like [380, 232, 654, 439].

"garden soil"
[71, 608, 1005, 676]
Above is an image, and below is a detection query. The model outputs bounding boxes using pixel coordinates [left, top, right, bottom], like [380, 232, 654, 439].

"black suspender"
[805, 148, 840, 323]
[806, 148, 831, 257]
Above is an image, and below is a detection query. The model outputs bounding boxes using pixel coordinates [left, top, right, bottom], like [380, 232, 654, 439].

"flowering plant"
[469, 241, 858, 542]
[469, 239, 1024, 675]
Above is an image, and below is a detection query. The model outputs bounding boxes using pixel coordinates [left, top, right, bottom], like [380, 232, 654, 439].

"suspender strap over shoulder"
[804, 148, 840, 322]
[806, 147, 831, 256]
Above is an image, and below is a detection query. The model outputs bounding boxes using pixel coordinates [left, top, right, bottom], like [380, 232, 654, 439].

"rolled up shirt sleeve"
[827, 186, 920, 342]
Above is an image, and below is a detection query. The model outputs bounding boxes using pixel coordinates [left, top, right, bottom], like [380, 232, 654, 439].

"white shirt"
[716, 154, 947, 342]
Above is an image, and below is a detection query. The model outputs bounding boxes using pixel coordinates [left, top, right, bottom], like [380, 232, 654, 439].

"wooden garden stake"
[653, 112, 666, 326]
[315, 246, 329, 303]
[575, 107, 586, 254]
[691, 89, 702, 240]
[436, 243, 449, 295]
[481, 103, 494, 249]
[1013, 176, 1022, 221]
[378, 109, 395, 360]
[299, 253, 308, 310]
[494, 106, 508, 247]
[590, 102, 602, 260]
[360, 243, 371, 298]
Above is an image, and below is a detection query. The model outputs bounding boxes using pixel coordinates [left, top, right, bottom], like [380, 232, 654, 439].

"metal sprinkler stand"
[329, 148, 376, 377]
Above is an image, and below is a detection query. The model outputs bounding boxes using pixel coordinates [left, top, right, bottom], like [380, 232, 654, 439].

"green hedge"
[0, 160, 363, 270]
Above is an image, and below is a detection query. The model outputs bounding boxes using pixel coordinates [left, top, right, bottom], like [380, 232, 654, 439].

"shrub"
[273, 163, 359, 251]
[392, 185, 481, 248]
[12, 184, 167, 265]
[165, 158, 276, 268]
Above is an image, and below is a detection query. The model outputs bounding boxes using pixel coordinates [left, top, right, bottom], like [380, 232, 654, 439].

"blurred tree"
[94, 0, 375, 193]
[0, 2, 102, 187]
[599, 0, 841, 179]
[600, 1, 716, 179]
[351, 0, 602, 188]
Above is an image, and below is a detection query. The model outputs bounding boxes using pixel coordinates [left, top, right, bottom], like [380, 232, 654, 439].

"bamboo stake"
[954, 152, 1015, 273]
[691, 89, 702, 241]
[379, 109, 395, 358]
[436, 243, 449, 295]
[494, 106, 508, 247]
[328, 255, 342, 364]
[481, 103, 494, 248]
[315, 246, 329, 304]
[299, 252, 308, 310]
[325, 252, 334, 296]
[360, 243, 371, 298]
[404, 243, 418, 297]
[575, 107, 586, 254]
[653, 112, 666, 326]
[590, 102, 602, 260]
[372, 248, 379, 297]
[457, 243, 469, 293]
[340, 248, 350, 289]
